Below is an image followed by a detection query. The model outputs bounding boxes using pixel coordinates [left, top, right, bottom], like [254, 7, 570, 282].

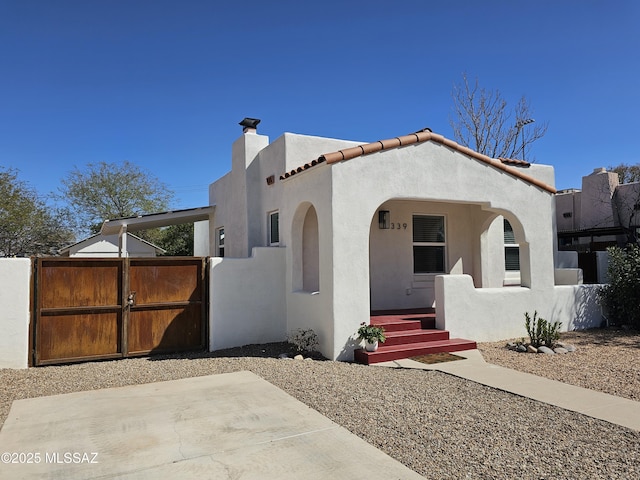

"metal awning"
[100, 206, 215, 235]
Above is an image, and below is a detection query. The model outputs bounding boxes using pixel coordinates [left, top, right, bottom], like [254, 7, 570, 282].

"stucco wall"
[327, 141, 557, 359]
[0, 258, 31, 369]
[369, 200, 486, 310]
[210, 132, 361, 259]
[580, 169, 619, 229]
[193, 220, 210, 256]
[436, 275, 602, 342]
[283, 165, 336, 359]
[209, 247, 286, 351]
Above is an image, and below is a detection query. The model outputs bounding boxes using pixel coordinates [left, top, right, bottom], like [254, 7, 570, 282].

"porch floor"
[354, 309, 477, 365]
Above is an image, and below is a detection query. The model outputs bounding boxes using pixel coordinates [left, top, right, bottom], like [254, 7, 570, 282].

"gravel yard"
[1, 329, 639, 479]
[478, 327, 640, 402]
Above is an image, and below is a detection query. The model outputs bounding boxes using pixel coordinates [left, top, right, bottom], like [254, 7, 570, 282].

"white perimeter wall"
[209, 247, 286, 351]
[0, 258, 31, 369]
[436, 275, 602, 342]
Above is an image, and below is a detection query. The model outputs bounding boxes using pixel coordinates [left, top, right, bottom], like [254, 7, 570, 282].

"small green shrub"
[524, 311, 562, 348]
[356, 323, 386, 343]
[287, 328, 320, 353]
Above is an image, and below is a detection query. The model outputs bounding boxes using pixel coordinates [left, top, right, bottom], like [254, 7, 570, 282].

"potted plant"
[357, 322, 386, 352]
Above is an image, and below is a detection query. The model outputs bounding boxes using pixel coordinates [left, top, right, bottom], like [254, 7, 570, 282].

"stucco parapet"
[279, 129, 557, 194]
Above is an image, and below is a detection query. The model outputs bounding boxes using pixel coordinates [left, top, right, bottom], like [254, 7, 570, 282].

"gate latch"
[127, 291, 136, 307]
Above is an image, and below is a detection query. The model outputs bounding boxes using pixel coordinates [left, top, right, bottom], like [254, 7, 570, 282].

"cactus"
[525, 311, 562, 348]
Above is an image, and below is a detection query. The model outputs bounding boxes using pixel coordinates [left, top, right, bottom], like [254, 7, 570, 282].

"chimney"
[239, 117, 261, 134]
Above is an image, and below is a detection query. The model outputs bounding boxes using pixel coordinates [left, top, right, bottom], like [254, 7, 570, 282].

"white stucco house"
[59, 233, 165, 257]
[203, 119, 602, 362]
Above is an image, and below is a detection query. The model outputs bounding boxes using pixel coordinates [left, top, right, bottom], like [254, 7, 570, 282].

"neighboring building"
[556, 168, 640, 282]
[60, 233, 165, 258]
[202, 120, 601, 361]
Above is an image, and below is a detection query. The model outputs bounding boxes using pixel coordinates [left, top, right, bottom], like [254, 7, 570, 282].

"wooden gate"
[32, 257, 207, 366]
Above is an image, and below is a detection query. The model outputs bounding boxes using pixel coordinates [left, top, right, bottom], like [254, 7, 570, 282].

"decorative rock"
[516, 345, 527, 353]
[527, 345, 538, 353]
[294, 354, 304, 360]
[506, 342, 516, 349]
[304, 357, 314, 361]
[278, 353, 290, 359]
[554, 347, 568, 354]
[538, 346, 555, 354]
[557, 342, 576, 352]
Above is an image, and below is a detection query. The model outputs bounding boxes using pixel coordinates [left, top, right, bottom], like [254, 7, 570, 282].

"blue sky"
[1, 0, 638, 209]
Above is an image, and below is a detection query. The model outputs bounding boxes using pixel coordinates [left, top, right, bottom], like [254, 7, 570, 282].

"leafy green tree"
[0, 167, 74, 256]
[599, 245, 640, 328]
[158, 223, 194, 256]
[450, 73, 548, 160]
[59, 161, 174, 241]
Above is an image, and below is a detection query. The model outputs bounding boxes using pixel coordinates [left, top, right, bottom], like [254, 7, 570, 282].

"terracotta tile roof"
[280, 130, 555, 194]
[498, 157, 531, 167]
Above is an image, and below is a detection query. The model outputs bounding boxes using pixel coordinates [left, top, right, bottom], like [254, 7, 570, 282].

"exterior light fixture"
[378, 210, 390, 229]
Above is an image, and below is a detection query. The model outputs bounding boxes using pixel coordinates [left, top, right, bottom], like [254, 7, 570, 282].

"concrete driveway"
[0, 371, 422, 479]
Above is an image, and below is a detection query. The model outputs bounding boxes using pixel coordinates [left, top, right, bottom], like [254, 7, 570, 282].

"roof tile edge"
[280, 130, 556, 194]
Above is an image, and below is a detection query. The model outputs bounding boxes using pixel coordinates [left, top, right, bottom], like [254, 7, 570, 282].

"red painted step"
[383, 329, 450, 347]
[371, 310, 436, 331]
[354, 338, 477, 365]
[355, 309, 476, 365]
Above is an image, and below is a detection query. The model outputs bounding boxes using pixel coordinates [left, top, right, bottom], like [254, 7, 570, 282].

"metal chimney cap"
[239, 118, 261, 129]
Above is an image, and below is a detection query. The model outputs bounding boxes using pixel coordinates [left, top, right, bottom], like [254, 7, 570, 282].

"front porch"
[353, 308, 477, 365]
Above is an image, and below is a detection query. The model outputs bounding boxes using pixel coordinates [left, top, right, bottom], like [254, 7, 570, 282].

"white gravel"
[1, 333, 639, 479]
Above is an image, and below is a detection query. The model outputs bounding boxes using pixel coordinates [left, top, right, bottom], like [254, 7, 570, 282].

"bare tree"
[610, 163, 640, 245]
[449, 73, 548, 160]
[608, 163, 640, 184]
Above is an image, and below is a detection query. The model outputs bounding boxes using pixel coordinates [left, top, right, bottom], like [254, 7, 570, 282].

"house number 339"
[391, 223, 407, 230]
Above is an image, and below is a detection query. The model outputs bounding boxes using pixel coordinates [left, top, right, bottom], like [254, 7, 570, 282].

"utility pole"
[515, 118, 535, 161]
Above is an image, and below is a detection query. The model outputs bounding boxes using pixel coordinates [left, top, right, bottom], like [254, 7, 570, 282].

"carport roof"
[280, 129, 556, 194]
[100, 206, 215, 235]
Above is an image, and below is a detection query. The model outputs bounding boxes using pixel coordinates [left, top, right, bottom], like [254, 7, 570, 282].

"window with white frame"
[268, 211, 280, 246]
[216, 227, 225, 257]
[504, 219, 519, 271]
[413, 215, 446, 273]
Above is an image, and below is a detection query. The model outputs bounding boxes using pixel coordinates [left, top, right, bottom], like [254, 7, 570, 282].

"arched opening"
[291, 202, 319, 292]
[478, 212, 530, 288]
[302, 206, 319, 292]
